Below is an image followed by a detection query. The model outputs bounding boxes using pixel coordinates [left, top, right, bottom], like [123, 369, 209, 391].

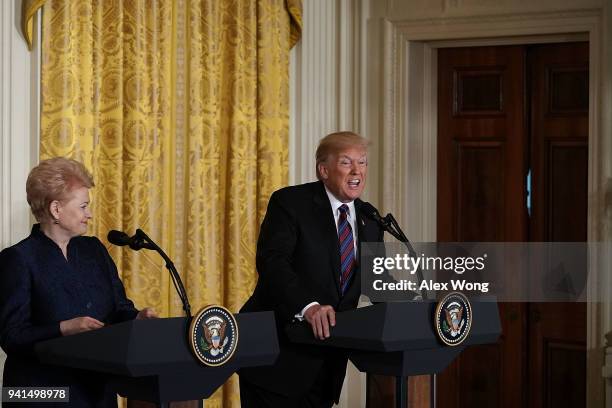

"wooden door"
[526, 42, 588, 408]
[437, 45, 528, 408]
[366, 41, 588, 408]
[436, 42, 588, 408]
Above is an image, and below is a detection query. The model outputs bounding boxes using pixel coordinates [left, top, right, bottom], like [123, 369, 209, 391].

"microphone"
[359, 202, 428, 300]
[107, 230, 131, 246]
[107, 230, 156, 251]
[359, 202, 387, 226]
[359, 202, 400, 239]
[107, 229, 192, 317]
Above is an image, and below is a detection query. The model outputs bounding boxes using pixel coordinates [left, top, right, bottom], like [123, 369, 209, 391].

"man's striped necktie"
[338, 204, 355, 295]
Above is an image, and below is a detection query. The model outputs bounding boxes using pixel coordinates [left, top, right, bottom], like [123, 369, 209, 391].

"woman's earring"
[53, 218, 59, 224]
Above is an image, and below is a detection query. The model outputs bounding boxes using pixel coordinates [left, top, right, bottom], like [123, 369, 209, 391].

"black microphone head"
[359, 201, 381, 219]
[107, 230, 131, 246]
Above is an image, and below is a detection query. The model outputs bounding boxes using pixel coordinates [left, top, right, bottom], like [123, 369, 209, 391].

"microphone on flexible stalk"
[359, 201, 428, 301]
[107, 229, 156, 251]
[107, 229, 191, 317]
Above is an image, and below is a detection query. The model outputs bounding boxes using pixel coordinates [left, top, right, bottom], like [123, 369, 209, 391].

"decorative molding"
[289, 0, 339, 186]
[380, 19, 398, 220]
[289, 0, 364, 187]
[339, 0, 355, 130]
[1, 0, 39, 250]
[388, 0, 603, 20]
[0, 0, 40, 385]
[380, 26, 439, 242]
[392, 9, 601, 38]
[428, 32, 589, 48]
[602, 1, 612, 400]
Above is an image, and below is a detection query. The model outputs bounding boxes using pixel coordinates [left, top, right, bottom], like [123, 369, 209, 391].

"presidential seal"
[189, 305, 239, 366]
[434, 292, 472, 346]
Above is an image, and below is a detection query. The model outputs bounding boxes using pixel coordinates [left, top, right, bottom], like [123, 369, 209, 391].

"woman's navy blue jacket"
[0, 224, 139, 407]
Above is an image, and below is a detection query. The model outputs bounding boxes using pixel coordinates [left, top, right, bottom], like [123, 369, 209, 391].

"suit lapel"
[312, 182, 342, 297]
[354, 199, 367, 245]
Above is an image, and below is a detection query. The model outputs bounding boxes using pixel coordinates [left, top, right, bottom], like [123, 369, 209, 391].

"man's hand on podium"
[304, 304, 336, 340]
[136, 307, 158, 319]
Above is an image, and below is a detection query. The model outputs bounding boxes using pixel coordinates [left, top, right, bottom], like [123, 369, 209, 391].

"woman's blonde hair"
[26, 157, 94, 222]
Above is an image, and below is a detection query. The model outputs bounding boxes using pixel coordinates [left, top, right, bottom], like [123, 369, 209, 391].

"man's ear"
[318, 162, 329, 180]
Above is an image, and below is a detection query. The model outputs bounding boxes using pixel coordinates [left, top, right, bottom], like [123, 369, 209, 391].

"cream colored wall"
[289, 0, 372, 189]
[290, 0, 611, 407]
[0, 0, 40, 385]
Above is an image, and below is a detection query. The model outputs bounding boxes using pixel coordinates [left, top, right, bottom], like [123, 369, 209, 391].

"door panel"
[437, 45, 527, 408]
[527, 42, 588, 408]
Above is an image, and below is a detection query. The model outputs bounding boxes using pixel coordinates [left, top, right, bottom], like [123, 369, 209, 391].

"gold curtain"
[31, 1, 301, 407]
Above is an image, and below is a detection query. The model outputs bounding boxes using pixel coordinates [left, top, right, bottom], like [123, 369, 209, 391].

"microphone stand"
[133, 229, 192, 318]
[379, 213, 428, 301]
[378, 213, 436, 408]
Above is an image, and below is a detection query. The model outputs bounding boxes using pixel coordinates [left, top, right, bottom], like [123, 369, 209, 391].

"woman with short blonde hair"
[0, 157, 156, 408]
[26, 157, 94, 222]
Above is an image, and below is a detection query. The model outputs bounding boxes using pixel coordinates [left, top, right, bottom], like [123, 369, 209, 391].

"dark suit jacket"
[0, 224, 139, 407]
[239, 181, 384, 401]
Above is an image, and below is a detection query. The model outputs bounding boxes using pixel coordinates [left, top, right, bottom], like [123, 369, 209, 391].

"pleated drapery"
[23, 1, 301, 406]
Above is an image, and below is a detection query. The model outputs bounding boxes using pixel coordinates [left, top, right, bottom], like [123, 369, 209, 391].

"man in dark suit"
[239, 131, 384, 407]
